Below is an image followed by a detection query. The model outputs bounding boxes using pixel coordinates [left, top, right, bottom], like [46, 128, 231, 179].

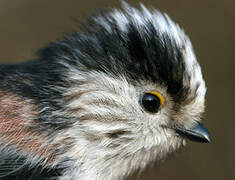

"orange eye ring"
[149, 91, 165, 107]
[141, 91, 165, 113]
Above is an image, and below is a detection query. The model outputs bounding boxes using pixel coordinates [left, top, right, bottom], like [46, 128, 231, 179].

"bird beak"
[173, 122, 211, 143]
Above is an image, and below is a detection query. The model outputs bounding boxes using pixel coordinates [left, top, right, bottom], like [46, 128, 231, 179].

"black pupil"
[142, 93, 161, 113]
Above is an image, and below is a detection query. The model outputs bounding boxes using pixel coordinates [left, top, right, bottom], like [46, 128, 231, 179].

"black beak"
[173, 122, 211, 143]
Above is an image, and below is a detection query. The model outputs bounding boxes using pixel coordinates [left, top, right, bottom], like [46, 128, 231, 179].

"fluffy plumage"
[0, 2, 209, 180]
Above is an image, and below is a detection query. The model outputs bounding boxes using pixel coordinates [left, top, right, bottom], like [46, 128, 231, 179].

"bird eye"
[141, 91, 165, 113]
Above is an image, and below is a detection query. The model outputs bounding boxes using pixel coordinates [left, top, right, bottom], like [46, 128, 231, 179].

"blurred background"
[0, 0, 234, 180]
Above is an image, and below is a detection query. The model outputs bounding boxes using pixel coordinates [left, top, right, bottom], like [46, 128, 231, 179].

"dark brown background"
[0, 0, 234, 180]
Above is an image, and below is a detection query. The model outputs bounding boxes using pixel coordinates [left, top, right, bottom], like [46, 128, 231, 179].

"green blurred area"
[0, 0, 234, 179]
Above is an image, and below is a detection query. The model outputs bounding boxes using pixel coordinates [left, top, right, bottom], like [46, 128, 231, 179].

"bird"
[0, 2, 211, 180]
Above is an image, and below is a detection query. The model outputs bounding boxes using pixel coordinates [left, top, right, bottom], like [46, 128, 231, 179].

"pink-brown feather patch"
[0, 91, 55, 164]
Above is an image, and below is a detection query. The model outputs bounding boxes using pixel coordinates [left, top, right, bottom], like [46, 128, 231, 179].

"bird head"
[38, 3, 211, 179]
